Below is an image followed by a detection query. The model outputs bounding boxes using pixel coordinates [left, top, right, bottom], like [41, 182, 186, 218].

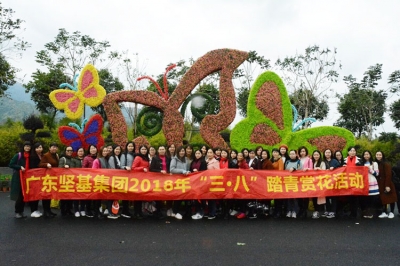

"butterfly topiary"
[230, 71, 355, 153]
[49, 64, 106, 120]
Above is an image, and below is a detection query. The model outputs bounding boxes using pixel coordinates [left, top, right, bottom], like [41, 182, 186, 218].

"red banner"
[21, 167, 369, 201]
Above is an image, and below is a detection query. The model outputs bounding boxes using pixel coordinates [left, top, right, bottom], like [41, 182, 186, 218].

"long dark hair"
[87, 145, 98, 157]
[334, 150, 344, 166]
[312, 150, 323, 167]
[175, 146, 186, 162]
[137, 145, 149, 161]
[124, 141, 135, 156]
[270, 148, 280, 163]
[361, 150, 373, 164]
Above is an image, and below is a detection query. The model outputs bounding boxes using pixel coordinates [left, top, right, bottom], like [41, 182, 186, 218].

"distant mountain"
[0, 96, 38, 124]
[1, 83, 135, 125]
[5, 83, 34, 104]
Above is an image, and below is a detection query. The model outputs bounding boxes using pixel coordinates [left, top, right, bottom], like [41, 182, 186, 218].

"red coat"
[132, 156, 150, 171]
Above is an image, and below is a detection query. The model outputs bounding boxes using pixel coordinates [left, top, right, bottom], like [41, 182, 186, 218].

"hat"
[279, 144, 288, 150]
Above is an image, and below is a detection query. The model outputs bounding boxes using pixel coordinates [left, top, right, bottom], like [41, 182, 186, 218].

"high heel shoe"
[43, 211, 55, 218]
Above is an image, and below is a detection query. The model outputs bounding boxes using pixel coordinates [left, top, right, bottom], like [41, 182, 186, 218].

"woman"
[297, 146, 313, 217]
[271, 148, 284, 218]
[185, 145, 194, 166]
[205, 148, 220, 219]
[82, 145, 98, 218]
[248, 150, 258, 170]
[106, 144, 123, 219]
[148, 146, 156, 165]
[311, 150, 326, 219]
[376, 151, 397, 219]
[167, 144, 176, 158]
[58, 146, 75, 216]
[359, 151, 379, 219]
[242, 148, 250, 163]
[9, 141, 31, 219]
[131, 145, 150, 219]
[150, 145, 172, 219]
[190, 149, 207, 220]
[120, 141, 136, 218]
[324, 149, 341, 218]
[29, 142, 44, 218]
[258, 150, 273, 170]
[121, 142, 135, 171]
[344, 146, 362, 218]
[279, 144, 290, 164]
[92, 146, 111, 219]
[169, 146, 190, 220]
[228, 150, 239, 169]
[285, 150, 302, 218]
[255, 146, 263, 159]
[236, 152, 249, 219]
[219, 149, 229, 169]
[200, 145, 208, 157]
[72, 147, 85, 217]
[214, 147, 222, 161]
[38, 143, 60, 218]
[335, 150, 345, 166]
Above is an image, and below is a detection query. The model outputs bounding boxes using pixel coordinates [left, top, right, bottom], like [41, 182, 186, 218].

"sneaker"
[286, 211, 292, 218]
[312, 211, 320, 219]
[208, 215, 216, 220]
[107, 214, 118, 219]
[363, 214, 373, 219]
[249, 213, 257, 219]
[191, 213, 203, 220]
[321, 211, 328, 217]
[80, 211, 86, 217]
[15, 213, 26, 219]
[103, 209, 109, 216]
[74, 211, 80, 217]
[121, 212, 132, 218]
[291, 212, 297, 219]
[326, 212, 335, 219]
[166, 208, 173, 217]
[388, 212, 395, 219]
[31, 211, 42, 218]
[247, 201, 256, 208]
[378, 212, 388, 218]
[175, 213, 183, 220]
[237, 212, 246, 219]
[86, 211, 94, 218]
[229, 209, 238, 216]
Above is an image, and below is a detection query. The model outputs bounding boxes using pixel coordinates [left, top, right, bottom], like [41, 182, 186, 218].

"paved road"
[0, 192, 399, 266]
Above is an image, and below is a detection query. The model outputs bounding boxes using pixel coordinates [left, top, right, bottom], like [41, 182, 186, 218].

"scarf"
[24, 152, 30, 171]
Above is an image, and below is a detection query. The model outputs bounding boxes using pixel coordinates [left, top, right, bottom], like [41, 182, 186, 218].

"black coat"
[149, 156, 171, 173]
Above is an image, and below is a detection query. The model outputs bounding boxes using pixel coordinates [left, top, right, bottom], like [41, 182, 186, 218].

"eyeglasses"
[66, 150, 73, 152]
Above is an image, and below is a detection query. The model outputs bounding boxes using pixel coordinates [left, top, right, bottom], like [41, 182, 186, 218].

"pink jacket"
[301, 156, 313, 170]
[206, 157, 220, 170]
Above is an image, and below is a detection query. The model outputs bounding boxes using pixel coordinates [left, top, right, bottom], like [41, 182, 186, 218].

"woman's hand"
[143, 168, 148, 172]
[385, 187, 391, 193]
[47, 163, 52, 168]
[20, 166, 25, 172]
[160, 170, 167, 174]
[125, 166, 131, 171]
[65, 165, 69, 169]
[192, 169, 198, 172]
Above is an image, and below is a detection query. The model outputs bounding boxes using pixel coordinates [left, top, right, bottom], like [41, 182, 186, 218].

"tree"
[0, 52, 15, 96]
[0, 3, 30, 56]
[0, 3, 30, 96]
[389, 99, 400, 129]
[275, 45, 340, 125]
[235, 51, 270, 117]
[94, 69, 124, 122]
[335, 64, 387, 139]
[35, 28, 118, 77]
[25, 67, 71, 125]
[289, 88, 329, 123]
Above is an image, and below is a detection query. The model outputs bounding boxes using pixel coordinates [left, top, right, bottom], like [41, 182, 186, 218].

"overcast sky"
[3, 0, 400, 135]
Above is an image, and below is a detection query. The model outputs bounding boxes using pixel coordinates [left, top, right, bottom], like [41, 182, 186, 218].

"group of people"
[9, 141, 399, 221]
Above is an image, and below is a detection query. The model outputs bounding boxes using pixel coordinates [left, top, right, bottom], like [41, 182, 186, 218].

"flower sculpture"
[103, 49, 248, 149]
[58, 114, 105, 151]
[49, 64, 106, 120]
[230, 71, 355, 153]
